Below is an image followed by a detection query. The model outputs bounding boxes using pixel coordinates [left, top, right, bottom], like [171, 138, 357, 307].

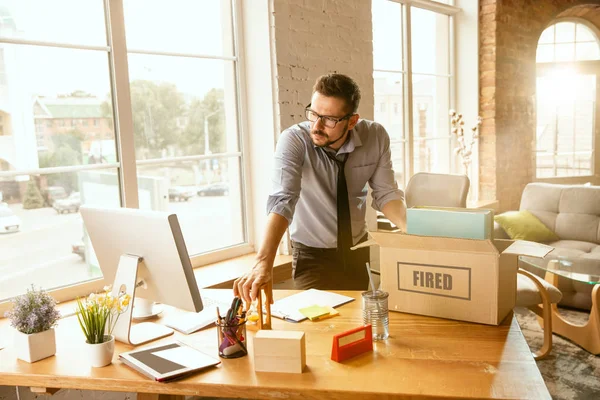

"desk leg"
[137, 394, 185, 400]
[545, 272, 600, 354]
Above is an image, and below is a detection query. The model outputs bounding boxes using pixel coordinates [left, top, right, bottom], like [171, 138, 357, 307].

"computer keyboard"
[163, 295, 233, 335]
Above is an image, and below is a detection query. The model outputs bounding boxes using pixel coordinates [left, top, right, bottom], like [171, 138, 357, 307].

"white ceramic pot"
[86, 335, 115, 367]
[14, 328, 56, 363]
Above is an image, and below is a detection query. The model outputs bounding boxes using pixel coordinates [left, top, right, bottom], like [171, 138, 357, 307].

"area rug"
[514, 307, 600, 399]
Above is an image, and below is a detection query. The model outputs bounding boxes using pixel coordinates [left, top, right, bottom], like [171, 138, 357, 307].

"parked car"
[53, 192, 81, 214]
[197, 182, 229, 196]
[168, 186, 195, 202]
[45, 186, 68, 206]
[0, 207, 21, 234]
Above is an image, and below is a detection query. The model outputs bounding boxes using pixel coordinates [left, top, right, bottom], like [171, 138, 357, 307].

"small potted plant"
[76, 285, 130, 367]
[5, 285, 61, 363]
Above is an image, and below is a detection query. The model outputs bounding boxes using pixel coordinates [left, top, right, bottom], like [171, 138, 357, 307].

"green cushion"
[494, 210, 559, 242]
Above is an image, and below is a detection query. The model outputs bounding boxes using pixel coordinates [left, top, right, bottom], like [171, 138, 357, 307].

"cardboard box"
[353, 232, 553, 325]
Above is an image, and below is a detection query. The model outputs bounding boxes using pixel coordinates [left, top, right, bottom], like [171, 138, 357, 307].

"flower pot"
[85, 335, 115, 367]
[14, 328, 56, 363]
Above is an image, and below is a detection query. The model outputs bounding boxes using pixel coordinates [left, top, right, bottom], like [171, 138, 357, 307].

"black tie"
[322, 150, 352, 269]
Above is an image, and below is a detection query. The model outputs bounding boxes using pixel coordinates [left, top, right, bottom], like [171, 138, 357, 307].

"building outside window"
[372, 0, 458, 187]
[0, 0, 247, 305]
[536, 20, 599, 178]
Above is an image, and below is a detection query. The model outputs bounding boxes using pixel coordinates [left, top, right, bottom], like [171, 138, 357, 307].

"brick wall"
[478, 0, 595, 211]
[271, 0, 374, 131]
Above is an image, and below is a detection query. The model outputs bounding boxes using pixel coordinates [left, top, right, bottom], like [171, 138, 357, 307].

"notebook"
[119, 341, 220, 382]
[269, 289, 354, 322]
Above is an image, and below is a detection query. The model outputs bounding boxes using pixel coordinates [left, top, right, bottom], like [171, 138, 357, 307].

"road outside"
[0, 195, 242, 301]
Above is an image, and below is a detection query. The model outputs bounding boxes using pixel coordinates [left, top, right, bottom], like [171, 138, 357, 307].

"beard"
[310, 122, 349, 148]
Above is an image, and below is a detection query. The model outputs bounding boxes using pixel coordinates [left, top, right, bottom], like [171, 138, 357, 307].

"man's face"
[308, 92, 358, 149]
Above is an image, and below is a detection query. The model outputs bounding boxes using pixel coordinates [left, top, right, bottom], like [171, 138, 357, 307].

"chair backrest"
[405, 172, 470, 208]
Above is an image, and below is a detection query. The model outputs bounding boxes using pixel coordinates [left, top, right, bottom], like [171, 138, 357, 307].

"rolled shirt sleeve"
[369, 124, 405, 211]
[266, 128, 306, 224]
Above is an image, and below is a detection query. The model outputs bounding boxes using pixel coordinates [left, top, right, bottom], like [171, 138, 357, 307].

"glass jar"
[216, 319, 247, 358]
[361, 290, 390, 340]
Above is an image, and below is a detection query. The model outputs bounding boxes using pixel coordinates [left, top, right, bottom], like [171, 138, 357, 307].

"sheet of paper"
[153, 346, 215, 369]
[270, 289, 354, 322]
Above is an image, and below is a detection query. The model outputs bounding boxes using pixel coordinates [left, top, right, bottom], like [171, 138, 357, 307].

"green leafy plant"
[22, 179, 45, 210]
[76, 285, 131, 344]
[4, 285, 60, 334]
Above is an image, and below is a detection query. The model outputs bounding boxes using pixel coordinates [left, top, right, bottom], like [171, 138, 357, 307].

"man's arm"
[369, 123, 406, 226]
[381, 199, 407, 232]
[233, 213, 289, 303]
[233, 128, 305, 303]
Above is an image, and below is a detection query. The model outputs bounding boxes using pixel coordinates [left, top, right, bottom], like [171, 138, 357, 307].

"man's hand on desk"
[233, 258, 274, 304]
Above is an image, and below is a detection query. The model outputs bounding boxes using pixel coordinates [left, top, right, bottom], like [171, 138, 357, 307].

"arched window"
[536, 21, 600, 178]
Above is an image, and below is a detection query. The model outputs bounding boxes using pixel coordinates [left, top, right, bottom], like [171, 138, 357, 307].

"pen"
[216, 306, 222, 324]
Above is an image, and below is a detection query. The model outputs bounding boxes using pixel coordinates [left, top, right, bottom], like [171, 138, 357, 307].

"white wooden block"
[253, 330, 305, 373]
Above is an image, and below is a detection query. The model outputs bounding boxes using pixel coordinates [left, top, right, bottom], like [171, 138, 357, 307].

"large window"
[536, 20, 599, 178]
[372, 0, 457, 187]
[0, 0, 247, 303]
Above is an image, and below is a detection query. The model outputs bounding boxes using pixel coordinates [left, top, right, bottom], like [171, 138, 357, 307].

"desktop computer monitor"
[80, 206, 204, 345]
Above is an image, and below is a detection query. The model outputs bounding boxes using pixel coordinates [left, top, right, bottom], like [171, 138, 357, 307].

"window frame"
[535, 17, 600, 181]
[0, 0, 252, 313]
[373, 0, 459, 188]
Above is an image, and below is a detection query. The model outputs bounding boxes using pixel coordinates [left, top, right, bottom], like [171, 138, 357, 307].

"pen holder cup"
[362, 290, 390, 341]
[216, 320, 247, 359]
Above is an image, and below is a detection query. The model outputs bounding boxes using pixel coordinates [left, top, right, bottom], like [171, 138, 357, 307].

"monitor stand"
[111, 254, 174, 345]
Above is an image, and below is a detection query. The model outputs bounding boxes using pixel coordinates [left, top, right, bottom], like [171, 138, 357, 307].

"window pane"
[555, 22, 575, 43]
[0, 36, 124, 300]
[411, 8, 449, 75]
[412, 75, 450, 173]
[0, 0, 107, 46]
[373, 71, 404, 183]
[0, 169, 121, 301]
[136, 157, 244, 255]
[536, 44, 554, 63]
[538, 26, 555, 44]
[536, 74, 594, 177]
[123, 0, 234, 56]
[555, 43, 575, 62]
[576, 42, 600, 61]
[576, 23, 596, 42]
[372, 0, 403, 71]
[126, 54, 239, 160]
[413, 138, 450, 174]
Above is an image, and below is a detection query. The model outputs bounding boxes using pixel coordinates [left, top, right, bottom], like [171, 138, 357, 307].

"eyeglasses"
[304, 104, 353, 129]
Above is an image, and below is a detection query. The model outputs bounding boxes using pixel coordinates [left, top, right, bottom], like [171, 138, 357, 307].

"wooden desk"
[0, 290, 550, 400]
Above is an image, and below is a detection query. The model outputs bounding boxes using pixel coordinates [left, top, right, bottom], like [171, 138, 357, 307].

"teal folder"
[406, 207, 494, 240]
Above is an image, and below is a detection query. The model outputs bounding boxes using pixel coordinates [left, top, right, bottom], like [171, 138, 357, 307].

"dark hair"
[312, 73, 361, 113]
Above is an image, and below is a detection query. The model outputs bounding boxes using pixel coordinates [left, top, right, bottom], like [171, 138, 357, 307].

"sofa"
[494, 182, 600, 310]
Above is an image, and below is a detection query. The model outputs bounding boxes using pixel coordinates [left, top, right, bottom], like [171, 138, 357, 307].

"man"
[234, 73, 406, 303]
